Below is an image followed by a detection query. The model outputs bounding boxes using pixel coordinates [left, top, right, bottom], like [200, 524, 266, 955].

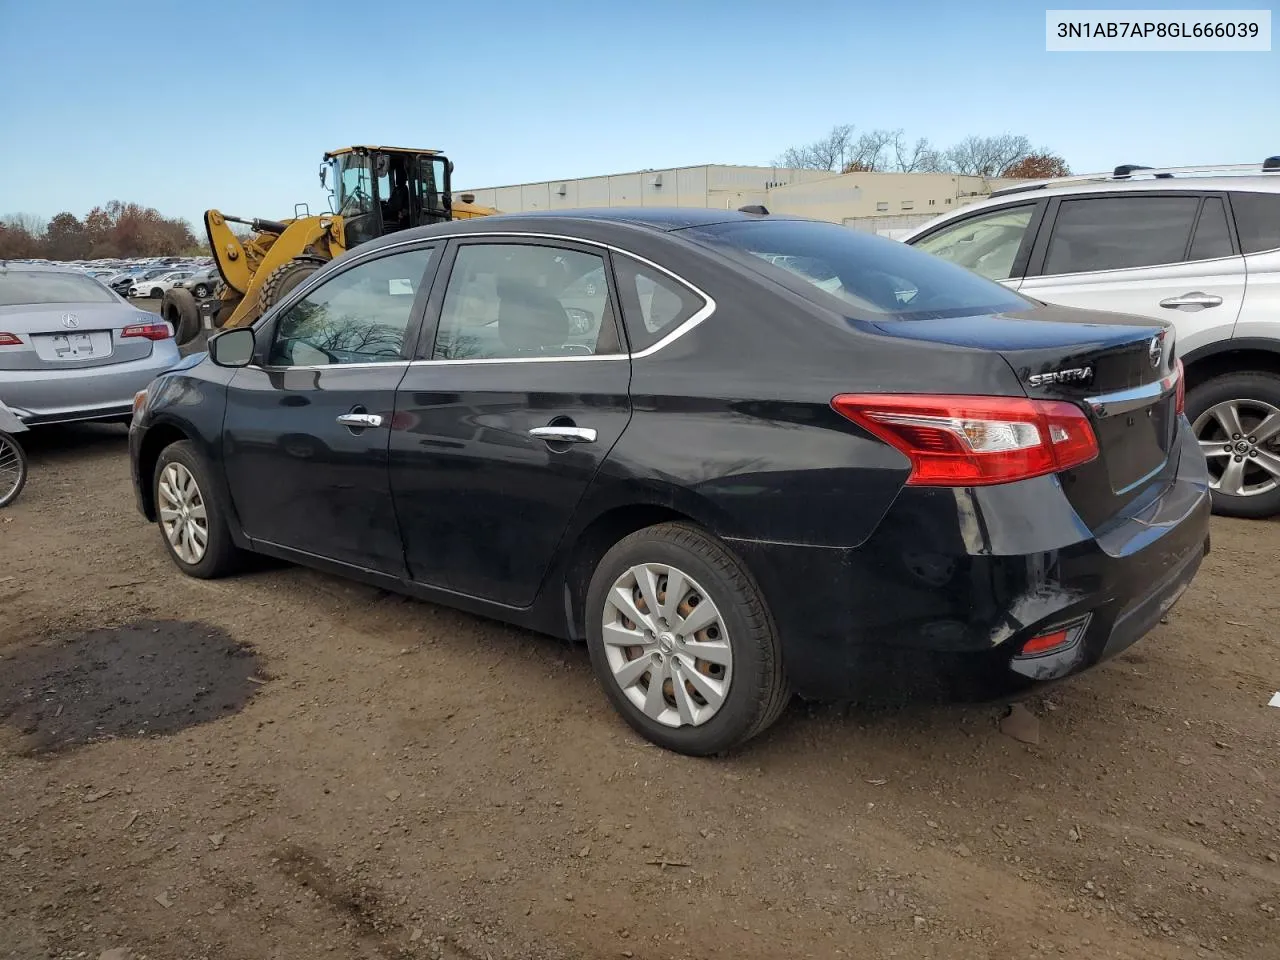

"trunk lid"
[0, 302, 159, 371]
[873, 304, 1180, 528]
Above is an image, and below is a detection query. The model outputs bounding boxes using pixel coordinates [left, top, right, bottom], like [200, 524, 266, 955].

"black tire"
[258, 257, 326, 313]
[192, 282, 212, 298]
[1186, 371, 1280, 519]
[0, 432, 28, 508]
[584, 522, 789, 756]
[152, 440, 241, 578]
[161, 287, 201, 345]
[149, 287, 163, 299]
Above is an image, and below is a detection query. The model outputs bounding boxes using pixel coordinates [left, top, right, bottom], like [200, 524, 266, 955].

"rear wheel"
[149, 287, 163, 299]
[1187, 371, 1280, 519]
[161, 288, 200, 345]
[0, 432, 28, 508]
[584, 522, 789, 756]
[153, 441, 241, 578]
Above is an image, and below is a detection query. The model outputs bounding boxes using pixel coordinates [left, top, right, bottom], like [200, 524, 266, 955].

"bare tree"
[892, 132, 946, 173]
[1, 212, 48, 236]
[842, 130, 897, 172]
[944, 134, 1035, 177]
[779, 124, 854, 171]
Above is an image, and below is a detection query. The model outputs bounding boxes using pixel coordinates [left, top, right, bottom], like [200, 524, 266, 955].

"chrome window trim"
[252, 230, 718, 368]
[248, 360, 412, 373]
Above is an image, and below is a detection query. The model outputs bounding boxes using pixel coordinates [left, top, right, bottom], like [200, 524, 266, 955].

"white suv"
[904, 158, 1280, 518]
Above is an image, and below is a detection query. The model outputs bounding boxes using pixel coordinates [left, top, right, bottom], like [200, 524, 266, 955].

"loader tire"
[258, 257, 327, 314]
[161, 288, 201, 346]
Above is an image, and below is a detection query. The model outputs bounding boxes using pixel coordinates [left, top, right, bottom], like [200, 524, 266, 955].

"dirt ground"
[1, 425, 1278, 960]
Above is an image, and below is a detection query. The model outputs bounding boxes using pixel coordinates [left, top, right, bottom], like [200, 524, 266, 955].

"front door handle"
[1159, 292, 1223, 309]
[336, 413, 383, 428]
[529, 425, 597, 443]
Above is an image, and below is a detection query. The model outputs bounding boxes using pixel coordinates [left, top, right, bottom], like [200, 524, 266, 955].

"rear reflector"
[0, 332, 21, 346]
[1020, 629, 1071, 656]
[831, 394, 1099, 486]
[1175, 358, 1185, 416]
[120, 322, 171, 341]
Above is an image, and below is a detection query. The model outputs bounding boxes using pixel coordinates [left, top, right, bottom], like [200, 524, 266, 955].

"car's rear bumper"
[1, 344, 180, 425]
[728, 417, 1212, 703]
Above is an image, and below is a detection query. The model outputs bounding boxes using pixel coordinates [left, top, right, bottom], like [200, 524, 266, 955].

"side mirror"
[319, 164, 327, 188]
[208, 327, 255, 367]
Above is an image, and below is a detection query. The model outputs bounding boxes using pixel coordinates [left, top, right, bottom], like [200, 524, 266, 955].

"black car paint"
[130, 210, 1211, 703]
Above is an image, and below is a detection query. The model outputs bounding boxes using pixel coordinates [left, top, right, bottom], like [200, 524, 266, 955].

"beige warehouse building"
[455, 164, 1017, 233]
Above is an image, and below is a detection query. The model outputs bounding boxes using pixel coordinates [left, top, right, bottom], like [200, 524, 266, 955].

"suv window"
[1230, 191, 1280, 254]
[1043, 196, 1199, 275]
[612, 256, 705, 351]
[268, 247, 433, 366]
[1189, 197, 1233, 261]
[912, 205, 1034, 281]
[432, 243, 620, 360]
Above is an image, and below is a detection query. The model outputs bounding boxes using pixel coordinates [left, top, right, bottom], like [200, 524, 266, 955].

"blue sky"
[0, 0, 1274, 229]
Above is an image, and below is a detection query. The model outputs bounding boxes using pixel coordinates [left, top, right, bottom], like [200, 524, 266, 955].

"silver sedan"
[0, 265, 181, 425]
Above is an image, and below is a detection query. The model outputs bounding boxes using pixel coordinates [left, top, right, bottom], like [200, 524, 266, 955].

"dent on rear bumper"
[729, 421, 1212, 703]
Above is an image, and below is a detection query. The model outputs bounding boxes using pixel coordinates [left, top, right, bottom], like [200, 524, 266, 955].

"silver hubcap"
[158, 462, 209, 564]
[1193, 399, 1280, 497]
[0, 436, 22, 503]
[601, 563, 732, 728]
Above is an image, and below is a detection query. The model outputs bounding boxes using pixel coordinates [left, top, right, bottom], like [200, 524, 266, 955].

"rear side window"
[1230, 192, 1280, 254]
[1188, 197, 1233, 261]
[686, 219, 1028, 321]
[612, 256, 704, 351]
[1043, 196, 1198, 274]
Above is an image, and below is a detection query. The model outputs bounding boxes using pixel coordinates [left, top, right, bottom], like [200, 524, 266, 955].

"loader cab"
[322, 146, 453, 249]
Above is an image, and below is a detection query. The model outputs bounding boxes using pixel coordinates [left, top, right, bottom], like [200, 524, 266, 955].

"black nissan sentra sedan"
[128, 209, 1211, 755]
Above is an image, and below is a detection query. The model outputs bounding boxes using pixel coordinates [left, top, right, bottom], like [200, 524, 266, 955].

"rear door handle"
[1159, 292, 1223, 309]
[336, 413, 383, 428]
[529, 426, 597, 443]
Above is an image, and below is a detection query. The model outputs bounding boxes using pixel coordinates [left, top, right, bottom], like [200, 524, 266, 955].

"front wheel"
[584, 522, 789, 756]
[0, 432, 28, 508]
[1187, 371, 1280, 519]
[153, 440, 241, 578]
[192, 283, 212, 298]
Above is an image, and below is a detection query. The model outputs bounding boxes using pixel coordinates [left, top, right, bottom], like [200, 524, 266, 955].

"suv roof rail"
[990, 157, 1280, 198]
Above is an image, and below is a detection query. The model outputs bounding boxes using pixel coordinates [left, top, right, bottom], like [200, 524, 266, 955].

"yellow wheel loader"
[163, 146, 497, 344]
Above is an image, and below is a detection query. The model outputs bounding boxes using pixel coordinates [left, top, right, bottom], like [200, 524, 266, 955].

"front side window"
[1188, 197, 1233, 261]
[912, 205, 1034, 281]
[0, 270, 116, 306]
[687, 219, 1029, 321]
[268, 247, 434, 367]
[432, 244, 619, 360]
[1042, 196, 1199, 275]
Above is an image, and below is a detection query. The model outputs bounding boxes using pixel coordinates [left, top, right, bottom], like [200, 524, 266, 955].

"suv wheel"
[1186, 372, 1280, 519]
[584, 522, 790, 756]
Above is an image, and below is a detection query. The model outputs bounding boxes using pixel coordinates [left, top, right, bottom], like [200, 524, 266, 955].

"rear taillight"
[0, 332, 21, 346]
[1175, 358, 1185, 416]
[832, 394, 1099, 487]
[120, 322, 171, 341]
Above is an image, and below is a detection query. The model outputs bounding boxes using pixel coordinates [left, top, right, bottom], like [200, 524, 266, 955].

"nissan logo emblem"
[1148, 336, 1162, 369]
[61, 313, 79, 329]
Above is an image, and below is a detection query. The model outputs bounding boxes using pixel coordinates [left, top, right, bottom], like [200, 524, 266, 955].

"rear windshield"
[0, 270, 117, 306]
[684, 219, 1030, 321]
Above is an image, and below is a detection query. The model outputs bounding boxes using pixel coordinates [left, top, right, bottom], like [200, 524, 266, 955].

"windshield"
[0, 270, 117, 306]
[685, 219, 1030, 321]
[332, 154, 374, 218]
